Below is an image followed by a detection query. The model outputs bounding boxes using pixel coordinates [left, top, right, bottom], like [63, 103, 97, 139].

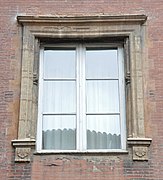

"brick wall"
[0, 0, 163, 179]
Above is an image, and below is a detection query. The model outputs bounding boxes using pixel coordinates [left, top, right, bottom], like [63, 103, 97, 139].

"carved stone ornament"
[16, 148, 31, 162]
[125, 72, 131, 85]
[133, 146, 148, 161]
[127, 138, 152, 161]
[33, 73, 38, 85]
[12, 139, 35, 162]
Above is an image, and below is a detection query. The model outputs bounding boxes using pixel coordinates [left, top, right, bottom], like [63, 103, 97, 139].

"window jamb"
[117, 46, 126, 150]
[36, 48, 44, 151]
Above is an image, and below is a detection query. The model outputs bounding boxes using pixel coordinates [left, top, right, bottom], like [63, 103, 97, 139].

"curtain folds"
[43, 129, 120, 150]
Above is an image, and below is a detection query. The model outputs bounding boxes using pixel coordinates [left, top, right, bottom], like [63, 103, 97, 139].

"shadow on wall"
[43, 129, 121, 150]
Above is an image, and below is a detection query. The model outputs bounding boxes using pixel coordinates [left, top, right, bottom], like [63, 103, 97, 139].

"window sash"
[37, 44, 126, 152]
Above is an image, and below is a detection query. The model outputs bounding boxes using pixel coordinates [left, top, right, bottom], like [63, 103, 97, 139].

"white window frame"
[37, 43, 126, 153]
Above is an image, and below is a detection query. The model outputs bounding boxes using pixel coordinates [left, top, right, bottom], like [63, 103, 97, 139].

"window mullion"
[82, 45, 86, 151]
[76, 45, 80, 151]
[78, 44, 86, 151]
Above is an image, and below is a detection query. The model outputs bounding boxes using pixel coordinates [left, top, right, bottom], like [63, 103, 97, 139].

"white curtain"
[42, 50, 76, 150]
[42, 48, 121, 150]
[87, 115, 121, 149]
[86, 49, 121, 149]
[42, 115, 76, 150]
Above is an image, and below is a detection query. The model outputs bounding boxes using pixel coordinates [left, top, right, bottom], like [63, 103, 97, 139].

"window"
[12, 15, 152, 162]
[37, 44, 126, 152]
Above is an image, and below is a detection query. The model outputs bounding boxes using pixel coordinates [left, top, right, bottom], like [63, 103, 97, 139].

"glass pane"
[42, 115, 76, 150]
[86, 49, 118, 78]
[87, 115, 121, 149]
[43, 81, 76, 113]
[86, 80, 119, 113]
[44, 50, 76, 78]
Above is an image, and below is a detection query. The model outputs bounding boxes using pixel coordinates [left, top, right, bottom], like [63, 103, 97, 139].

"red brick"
[0, 1, 163, 180]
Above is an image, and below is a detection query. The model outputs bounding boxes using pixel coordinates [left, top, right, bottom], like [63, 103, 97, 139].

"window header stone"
[17, 15, 147, 24]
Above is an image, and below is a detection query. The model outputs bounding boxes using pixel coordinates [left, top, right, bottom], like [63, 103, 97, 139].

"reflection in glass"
[43, 81, 76, 113]
[42, 115, 76, 150]
[87, 115, 121, 149]
[86, 80, 119, 113]
[44, 50, 76, 79]
[86, 49, 118, 78]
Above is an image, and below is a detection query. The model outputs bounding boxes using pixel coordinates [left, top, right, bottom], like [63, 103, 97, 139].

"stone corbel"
[127, 138, 152, 161]
[12, 138, 35, 162]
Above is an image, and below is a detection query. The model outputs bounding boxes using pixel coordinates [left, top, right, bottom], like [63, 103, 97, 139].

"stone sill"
[34, 149, 128, 156]
[11, 137, 152, 161]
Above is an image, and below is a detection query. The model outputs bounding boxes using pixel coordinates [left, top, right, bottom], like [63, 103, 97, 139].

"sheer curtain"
[42, 49, 76, 150]
[41, 47, 121, 150]
[86, 49, 121, 149]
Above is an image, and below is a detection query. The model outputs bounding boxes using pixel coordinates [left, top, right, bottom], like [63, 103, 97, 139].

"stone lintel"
[17, 15, 147, 25]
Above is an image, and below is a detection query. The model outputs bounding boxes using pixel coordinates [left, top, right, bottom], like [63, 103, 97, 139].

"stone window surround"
[12, 15, 152, 162]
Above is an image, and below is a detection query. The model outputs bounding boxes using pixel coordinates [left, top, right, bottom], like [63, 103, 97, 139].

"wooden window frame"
[12, 15, 152, 162]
